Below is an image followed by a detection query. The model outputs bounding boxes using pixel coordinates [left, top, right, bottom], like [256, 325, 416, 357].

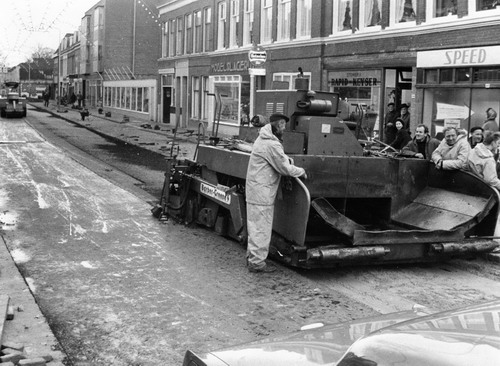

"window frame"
[424, 0, 458, 24]
[194, 10, 202, 53]
[261, 0, 273, 44]
[242, 0, 254, 46]
[217, 1, 227, 50]
[388, 0, 417, 28]
[296, 0, 312, 39]
[358, 0, 382, 33]
[331, 0, 353, 36]
[277, 0, 291, 42]
[229, 0, 240, 48]
[203, 7, 213, 52]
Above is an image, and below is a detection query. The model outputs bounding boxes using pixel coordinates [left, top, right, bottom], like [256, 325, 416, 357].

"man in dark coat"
[384, 102, 398, 144]
[402, 124, 440, 160]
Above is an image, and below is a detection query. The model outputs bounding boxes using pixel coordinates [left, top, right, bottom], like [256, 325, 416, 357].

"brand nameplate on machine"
[200, 183, 231, 204]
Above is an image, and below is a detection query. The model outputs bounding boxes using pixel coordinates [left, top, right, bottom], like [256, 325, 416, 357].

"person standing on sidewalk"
[43, 90, 50, 107]
[245, 113, 307, 273]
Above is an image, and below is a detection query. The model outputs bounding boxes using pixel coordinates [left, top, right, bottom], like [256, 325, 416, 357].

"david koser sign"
[417, 45, 500, 68]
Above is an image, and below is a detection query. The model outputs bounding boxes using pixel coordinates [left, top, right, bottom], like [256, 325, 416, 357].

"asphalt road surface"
[0, 109, 499, 365]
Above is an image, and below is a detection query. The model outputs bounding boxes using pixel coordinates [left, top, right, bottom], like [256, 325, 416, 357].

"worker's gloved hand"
[301, 171, 308, 179]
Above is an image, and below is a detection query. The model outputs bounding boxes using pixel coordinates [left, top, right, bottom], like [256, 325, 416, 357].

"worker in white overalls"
[245, 113, 307, 273]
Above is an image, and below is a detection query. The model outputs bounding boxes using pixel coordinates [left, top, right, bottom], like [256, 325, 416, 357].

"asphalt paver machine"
[155, 85, 499, 268]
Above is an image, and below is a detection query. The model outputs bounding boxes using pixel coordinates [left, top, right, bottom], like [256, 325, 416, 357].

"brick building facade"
[57, 0, 161, 121]
[157, 0, 500, 139]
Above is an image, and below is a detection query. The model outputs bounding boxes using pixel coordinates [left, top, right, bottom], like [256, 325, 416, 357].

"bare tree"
[31, 45, 55, 61]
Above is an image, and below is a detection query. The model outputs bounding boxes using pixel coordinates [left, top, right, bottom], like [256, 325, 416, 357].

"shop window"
[359, 0, 382, 32]
[425, 69, 438, 84]
[242, 0, 254, 45]
[422, 87, 500, 138]
[144, 88, 149, 113]
[217, 1, 227, 50]
[456, 68, 471, 83]
[211, 75, 250, 126]
[473, 67, 500, 82]
[261, 0, 273, 44]
[440, 68, 453, 83]
[296, 0, 311, 38]
[229, 0, 239, 48]
[277, 0, 291, 42]
[131, 88, 137, 110]
[332, 0, 353, 34]
[194, 11, 202, 53]
[125, 87, 131, 109]
[390, 0, 416, 26]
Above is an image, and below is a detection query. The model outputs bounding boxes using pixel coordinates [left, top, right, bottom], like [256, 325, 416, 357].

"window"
[242, 0, 254, 45]
[217, 1, 227, 50]
[261, 0, 273, 44]
[332, 0, 353, 34]
[137, 88, 143, 112]
[131, 88, 137, 110]
[176, 17, 184, 55]
[162, 22, 168, 58]
[203, 8, 213, 51]
[185, 13, 193, 54]
[202, 76, 210, 119]
[211, 75, 250, 125]
[359, 0, 382, 31]
[273, 72, 312, 90]
[390, 0, 416, 26]
[426, 0, 457, 19]
[192, 77, 200, 118]
[277, 0, 291, 41]
[229, 0, 239, 48]
[169, 19, 176, 56]
[296, 0, 311, 38]
[468, 0, 500, 16]
[144, 88, 149, 113]
[194, 11, 202, 53]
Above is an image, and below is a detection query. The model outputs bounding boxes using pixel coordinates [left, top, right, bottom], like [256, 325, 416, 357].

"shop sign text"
[200, 182, 231, 205]
[211, 60, 249, 73]
[417, 46, 500, 68]
[329, 78, 378, 87]
[444, 48, 486, 65]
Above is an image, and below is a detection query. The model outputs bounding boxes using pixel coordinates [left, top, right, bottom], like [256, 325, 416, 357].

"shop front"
[417, 45, 500, 138]
[327, 69, 382, 138]
[326, 67, 417, 141]
[208, 54, 252, 137]
[103, 78, 157, 121]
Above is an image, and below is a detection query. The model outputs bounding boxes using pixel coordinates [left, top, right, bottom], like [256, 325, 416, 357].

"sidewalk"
[30, 101, 201, 161]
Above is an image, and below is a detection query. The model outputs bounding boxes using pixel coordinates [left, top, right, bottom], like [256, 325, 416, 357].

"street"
[0, 108, 500, 365]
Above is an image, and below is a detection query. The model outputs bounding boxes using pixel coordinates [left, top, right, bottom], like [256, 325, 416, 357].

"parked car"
[183, 300, 500, 366]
